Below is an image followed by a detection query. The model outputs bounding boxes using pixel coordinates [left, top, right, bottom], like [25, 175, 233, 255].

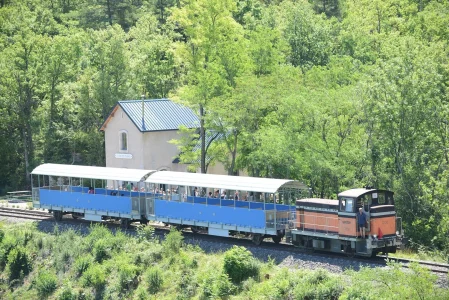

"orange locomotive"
[290, 188, 405, 257]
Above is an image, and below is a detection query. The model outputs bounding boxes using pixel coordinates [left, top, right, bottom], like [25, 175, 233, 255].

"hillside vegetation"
[1, 0, 449, 254]
[0, 222, 447, 299]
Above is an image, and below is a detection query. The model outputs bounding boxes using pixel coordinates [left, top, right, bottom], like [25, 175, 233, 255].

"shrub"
[0, 234, 18, 271]
[81, 263, 106, 289]
[57, 284, 77, 300]
[223, 246, 260, 283]
[134, 286, 149, 300]
[6, 246, 32, 281]
[162, 228, 183, 255]
[0, 226, 4, 243]
[93, 239, 110, 262]
[136, 225, 155, 242]
[118, 263, 138, 291]
[75, 255, 93, 276]
[199, 272, 234, 299]
[35, 269, 58, 298]
[145, 266, 163, 294]
[35, 236, 44, 250]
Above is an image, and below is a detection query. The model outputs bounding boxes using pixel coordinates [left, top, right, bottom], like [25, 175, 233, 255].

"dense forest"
[0, 0, 448, 253]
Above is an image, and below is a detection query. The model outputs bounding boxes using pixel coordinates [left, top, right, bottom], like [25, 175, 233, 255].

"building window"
[119, 131, 128, 152]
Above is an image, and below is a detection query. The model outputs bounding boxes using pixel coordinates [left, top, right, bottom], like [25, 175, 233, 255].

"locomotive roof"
[338, 188, 392, 198]
[145, 171, 308, 193]
[31, 163, 156, 182]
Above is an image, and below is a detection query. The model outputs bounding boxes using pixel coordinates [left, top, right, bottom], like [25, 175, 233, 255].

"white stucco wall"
[142, 130, 189, 172]
[104, 106, 144, 169]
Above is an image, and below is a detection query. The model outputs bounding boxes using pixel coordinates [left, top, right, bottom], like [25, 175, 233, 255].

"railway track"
[0, 207, 52, 220]
[0, 207, 447, 275]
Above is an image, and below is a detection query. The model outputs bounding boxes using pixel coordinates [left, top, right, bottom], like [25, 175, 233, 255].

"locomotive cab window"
[377, 193, 385, 204]
[340, 197, 354, 212]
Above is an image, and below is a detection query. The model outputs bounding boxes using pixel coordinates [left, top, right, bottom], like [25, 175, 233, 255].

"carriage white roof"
[31, 164, 155, 182]
[145, 171, 308, 193]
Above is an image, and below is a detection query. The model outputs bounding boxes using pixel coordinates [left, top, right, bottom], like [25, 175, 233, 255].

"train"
[31, 163, 405, 257]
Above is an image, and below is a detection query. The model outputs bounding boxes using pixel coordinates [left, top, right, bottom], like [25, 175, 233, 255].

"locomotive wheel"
[53, 210, 63, 221]
[345, 242, 355, 258]
[252, 234, 264, 246]
[272, 235, 282, 244]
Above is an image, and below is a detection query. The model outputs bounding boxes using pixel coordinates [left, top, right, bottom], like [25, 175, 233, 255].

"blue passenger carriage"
[31, 164, 156, 227]
[142, 171, 308, 244]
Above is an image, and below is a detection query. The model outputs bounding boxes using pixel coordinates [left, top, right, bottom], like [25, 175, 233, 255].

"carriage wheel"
[191, 226, 200, 234]
[120, 218, 130, 229]
[272, 235, 282, 244]
[53, 210, 63, 221]
[252, 234, 264, 246]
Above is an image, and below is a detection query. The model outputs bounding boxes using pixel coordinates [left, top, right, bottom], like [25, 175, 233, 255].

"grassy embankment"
[0, 222, 448, 299]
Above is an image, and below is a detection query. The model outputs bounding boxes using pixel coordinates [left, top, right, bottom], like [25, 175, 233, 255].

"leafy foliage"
[145, 266, 163, 294]
[6, 246, 32, 282]
[223, 246, 260, 283]
[162, 228, 184, 255]
[35, 269, 58, 298]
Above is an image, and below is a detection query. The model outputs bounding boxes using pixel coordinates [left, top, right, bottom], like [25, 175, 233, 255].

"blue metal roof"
[118, 99, 200, 132]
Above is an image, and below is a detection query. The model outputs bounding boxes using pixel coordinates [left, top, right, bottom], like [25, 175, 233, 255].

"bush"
[134, 286, 149, 300]
[81, 263, 106, 289]
[199, 272, 234, 299]
[162, 228, 183, 255]
[0, 234, 18, 271]
[74, 255, 93, 276]
[223, 246, 260, 283]
[145, 266, 163, 294]
[0, 227, 4, 243]
[93, 239, 110, 262]
[6, 246, 32, 281]
[35, 269, 58, 298]
[118, 263, 138, 291]
[57, 284, 77, 300]
[136, 225, 155, 242]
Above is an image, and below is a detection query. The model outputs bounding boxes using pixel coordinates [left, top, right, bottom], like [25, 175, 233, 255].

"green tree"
[171, 0, 246, 173]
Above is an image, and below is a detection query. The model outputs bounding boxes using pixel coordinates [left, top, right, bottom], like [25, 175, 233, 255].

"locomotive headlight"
[396, 231, 400, 236]
[373, 234, 377, 239]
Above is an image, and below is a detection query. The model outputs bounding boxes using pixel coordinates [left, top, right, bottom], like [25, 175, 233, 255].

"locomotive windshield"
[339, 197, 354, 212]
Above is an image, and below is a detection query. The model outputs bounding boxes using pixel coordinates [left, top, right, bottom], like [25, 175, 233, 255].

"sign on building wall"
[115, 153, 133, 159]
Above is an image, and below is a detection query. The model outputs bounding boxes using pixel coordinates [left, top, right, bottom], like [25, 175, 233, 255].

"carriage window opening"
[119, 131, 128, 151]
[340, 199, 346, 211]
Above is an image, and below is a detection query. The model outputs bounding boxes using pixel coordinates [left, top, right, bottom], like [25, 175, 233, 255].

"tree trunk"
[106, 0, 113, 25]
[200, 104, 206, 173]
[228, 131, 238, 176]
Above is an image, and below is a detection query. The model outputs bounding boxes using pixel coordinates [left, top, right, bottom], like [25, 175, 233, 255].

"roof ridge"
[119, 98, 169, 103]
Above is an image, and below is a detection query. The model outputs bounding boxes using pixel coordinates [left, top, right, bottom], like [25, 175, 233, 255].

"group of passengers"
[196, 188, 257, 201]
